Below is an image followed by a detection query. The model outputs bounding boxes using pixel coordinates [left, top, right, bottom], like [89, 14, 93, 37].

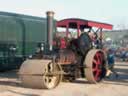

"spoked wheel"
[19, 59, 62, 89]
[42, 62, 62, 89]
[84, 49, 106, 83]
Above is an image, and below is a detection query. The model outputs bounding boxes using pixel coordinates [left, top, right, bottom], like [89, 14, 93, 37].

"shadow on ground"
[71, 79, 91, 84]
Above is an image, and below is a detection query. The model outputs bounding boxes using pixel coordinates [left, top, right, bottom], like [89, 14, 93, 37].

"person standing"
[106, 49, 118, 78]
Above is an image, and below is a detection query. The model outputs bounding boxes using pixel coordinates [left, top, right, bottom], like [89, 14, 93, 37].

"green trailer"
[0, 12, 56, 71]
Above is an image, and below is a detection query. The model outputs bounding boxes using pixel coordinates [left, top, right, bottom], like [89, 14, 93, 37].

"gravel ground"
[0, 62, 128, 96]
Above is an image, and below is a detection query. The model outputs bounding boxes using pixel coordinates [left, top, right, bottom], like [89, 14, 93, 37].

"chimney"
[46, 11, 54, 51]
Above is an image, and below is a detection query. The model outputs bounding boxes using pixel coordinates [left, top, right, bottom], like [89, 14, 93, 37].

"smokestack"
[46, 11, 54, 51]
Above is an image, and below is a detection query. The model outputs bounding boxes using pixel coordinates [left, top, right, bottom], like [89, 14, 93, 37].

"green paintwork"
[0, 12, 56, 71]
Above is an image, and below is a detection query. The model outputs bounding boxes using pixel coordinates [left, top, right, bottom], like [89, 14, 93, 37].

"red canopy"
[56, 18, 113, 30]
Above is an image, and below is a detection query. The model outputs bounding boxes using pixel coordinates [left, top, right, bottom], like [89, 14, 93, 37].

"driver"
[88, 32, 100, 48]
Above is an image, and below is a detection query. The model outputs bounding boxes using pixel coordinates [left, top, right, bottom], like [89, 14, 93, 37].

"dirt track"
[0, 62, 128, 96]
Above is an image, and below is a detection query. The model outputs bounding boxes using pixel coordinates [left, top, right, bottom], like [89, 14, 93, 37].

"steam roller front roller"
[84, 49, 106, 83]
[19, 59, 62, 89]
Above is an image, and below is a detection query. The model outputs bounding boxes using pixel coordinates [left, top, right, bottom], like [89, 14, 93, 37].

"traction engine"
[19, 11, 113, 89]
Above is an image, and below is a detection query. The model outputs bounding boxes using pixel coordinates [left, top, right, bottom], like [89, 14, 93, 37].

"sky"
[0, 0, 128, 30]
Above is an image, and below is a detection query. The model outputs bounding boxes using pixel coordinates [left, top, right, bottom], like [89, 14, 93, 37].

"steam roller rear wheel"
[19, 59, 62, 89]
[84, 49, 106, 83]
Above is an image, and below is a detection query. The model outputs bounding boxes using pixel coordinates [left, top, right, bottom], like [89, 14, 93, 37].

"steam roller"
[19, 11, 112, 89]
[19, 49, 106, 89]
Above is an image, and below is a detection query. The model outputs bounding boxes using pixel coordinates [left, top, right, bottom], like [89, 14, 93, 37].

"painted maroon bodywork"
[56, 18, 113, 29]
[56, 18, 113, 39]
